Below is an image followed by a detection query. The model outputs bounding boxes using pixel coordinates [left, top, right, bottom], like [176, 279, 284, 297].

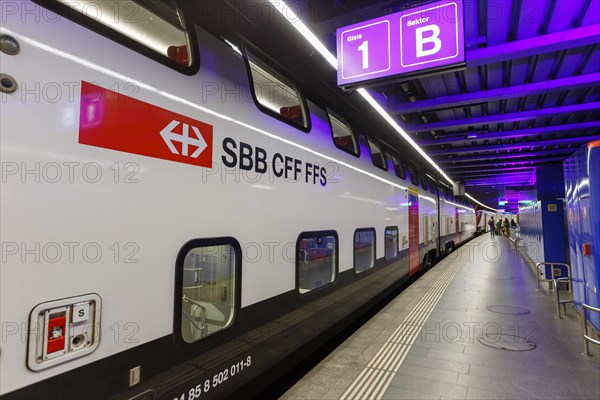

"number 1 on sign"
[358, 41, 368, 69]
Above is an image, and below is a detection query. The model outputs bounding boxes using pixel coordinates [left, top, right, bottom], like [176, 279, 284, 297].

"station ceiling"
[193, 0, 600, 212]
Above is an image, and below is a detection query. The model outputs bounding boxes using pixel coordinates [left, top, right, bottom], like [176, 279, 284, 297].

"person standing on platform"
[496, 219, 503, 236]
[503, 218, 510, 237]
[488, 218, 495, 237]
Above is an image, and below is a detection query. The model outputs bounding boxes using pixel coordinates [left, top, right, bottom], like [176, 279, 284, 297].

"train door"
[436, 196, 442, 252]
[455, 208, 460, 243]
[409, 190, 420, 275]
[433, 213, 439, 259]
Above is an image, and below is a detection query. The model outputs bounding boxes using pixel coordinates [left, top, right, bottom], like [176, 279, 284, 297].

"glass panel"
[57, 0, 191, 66]
[247, 53, 308, 128]
[420, 173, 428, 190]
[354, 229, 375, 273]
[391, 155, 406, 179]
[428, 177, 436, 193]
[368, 139, 386, 170]
[329, 112, 358, 155]
[407, 165, 419, 186]
[385, 226, 399, 261]
[181, 244, 235, 343]
[298, 234, 336, 293]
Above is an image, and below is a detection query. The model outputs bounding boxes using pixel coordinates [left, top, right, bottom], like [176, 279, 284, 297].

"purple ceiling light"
[467, 24, 600, 67]
[429, 134, 600, 155]
[444, 156, 566, 168]
[392, 73, 600, 114]
[436, 149, 577, 163]
[406, 102, 600, 132]
[419, 122, 600, 146]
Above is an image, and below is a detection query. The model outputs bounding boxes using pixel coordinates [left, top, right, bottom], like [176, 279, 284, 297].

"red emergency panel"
[47, 314, 66, 354]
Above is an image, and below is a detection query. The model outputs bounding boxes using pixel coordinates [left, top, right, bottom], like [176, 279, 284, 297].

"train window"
[245, 51, 309, 131]
[328, 110, 359, 156]
[54, 0, 195, 71]
[385, 226, 399, 262]
[427, 177, 436, 194]
[176, 238, 240, 344]
[406, 164, 419, 186]
[420, 173, 428, 190]
[391, 155, 406, 180]
[368, 139, 387, 170]
[354, 229, 375, 273]
[297, 231, 338, 294]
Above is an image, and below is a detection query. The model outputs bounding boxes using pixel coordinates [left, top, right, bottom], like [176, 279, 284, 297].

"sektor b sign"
[337, 0, 465, 88]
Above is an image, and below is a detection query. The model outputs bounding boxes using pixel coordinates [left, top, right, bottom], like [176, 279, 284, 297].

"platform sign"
[337, 0, 465, 88]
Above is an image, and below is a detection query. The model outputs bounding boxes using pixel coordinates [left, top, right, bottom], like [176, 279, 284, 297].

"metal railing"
[509, 226, 520, 247]
[553, 276, 574, 319]
[183, 296, 207, 338]
[535, 262, 571, 291]
[581, 303, 600, 356]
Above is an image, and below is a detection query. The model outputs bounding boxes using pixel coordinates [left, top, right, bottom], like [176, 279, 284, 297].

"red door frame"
[455, 208, 460, 244]
[409, 190, 420, 276]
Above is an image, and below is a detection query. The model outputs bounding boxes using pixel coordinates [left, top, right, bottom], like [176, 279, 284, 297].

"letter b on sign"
[416, 25, 442, 58]
[400, 2, 462, 70]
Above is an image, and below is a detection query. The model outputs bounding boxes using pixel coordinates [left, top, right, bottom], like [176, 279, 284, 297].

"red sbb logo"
[79, 81, 213, 167]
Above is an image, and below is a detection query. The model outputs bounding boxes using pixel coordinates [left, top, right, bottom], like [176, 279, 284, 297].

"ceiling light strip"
[268, 0, 504, 211]
[465, 193, 499, 212]
[267, 1, 338, 68]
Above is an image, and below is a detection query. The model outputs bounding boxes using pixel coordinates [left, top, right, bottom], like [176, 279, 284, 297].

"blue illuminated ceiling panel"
[305, 0, 600, 211]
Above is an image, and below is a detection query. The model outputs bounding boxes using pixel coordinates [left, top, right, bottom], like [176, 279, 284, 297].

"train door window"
[328, 110, 359, 156]
[54, 0, 195, 71]
[354, 229, 375, 273]
[245, 51, 309, 131]
[368, 139, 387, 170]
[385, 226, 399, 262]
[391, 155, 406, 180]
[423, 214, 429, 242]
[297, 231, 338, 294]
[176, 238, 240, 344]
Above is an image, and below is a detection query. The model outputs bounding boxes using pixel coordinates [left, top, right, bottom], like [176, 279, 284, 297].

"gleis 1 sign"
[337, 0, 465, 88]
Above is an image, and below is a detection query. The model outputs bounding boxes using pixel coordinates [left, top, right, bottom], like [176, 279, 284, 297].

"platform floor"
[281, 234, 600, 400]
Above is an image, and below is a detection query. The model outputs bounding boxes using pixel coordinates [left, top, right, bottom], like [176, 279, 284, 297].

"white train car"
[438, 190, 476, 254]
[478, 209, 497, 233]
[0, 1, 476, 398]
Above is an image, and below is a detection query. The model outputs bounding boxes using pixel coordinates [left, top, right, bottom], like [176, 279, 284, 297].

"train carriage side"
[457, 200, 476, 243]
[0, 1, 442, 398]
[416, 176, 439, 269]
[478, 209, 496, 234]
[439, 195, 457, 254]
[437, 193, 476, 255]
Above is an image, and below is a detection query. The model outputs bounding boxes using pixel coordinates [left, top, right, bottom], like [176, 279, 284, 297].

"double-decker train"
[0, 1, 476, 398]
